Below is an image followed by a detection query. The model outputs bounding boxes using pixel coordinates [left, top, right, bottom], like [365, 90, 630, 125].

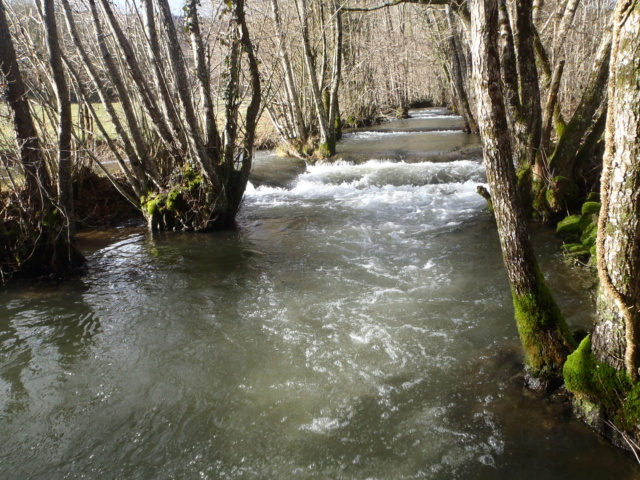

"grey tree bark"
[445, 7, 478, 134]
[592, 0, 640, 381]
[0, 0, 51, 205]
[470, 0, 575, 378]
[40, 0, 74, 236]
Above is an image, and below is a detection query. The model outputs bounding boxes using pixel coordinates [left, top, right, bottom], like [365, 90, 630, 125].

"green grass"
[0, 101, 120, 145]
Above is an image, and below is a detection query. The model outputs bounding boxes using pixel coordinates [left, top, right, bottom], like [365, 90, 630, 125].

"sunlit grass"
[0, 101, 120, 145]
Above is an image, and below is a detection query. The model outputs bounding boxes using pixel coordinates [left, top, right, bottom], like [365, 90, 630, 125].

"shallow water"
[336, 108, 481, 163]
[0, 109, 637, 479]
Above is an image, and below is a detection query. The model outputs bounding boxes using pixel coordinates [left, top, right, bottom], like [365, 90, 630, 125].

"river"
[0, 108, 637, 479]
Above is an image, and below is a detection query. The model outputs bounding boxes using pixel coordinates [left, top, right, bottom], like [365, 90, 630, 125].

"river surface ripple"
[0, 108, 637, 479]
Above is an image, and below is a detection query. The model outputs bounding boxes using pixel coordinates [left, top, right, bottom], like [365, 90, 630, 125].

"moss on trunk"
[564, 335, 640, 438]
[512, 273, 576, 377]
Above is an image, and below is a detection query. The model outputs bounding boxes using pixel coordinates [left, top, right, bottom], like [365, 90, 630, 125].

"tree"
[0, 0, 82, 280]
[296, 0, 342, 157]
[40, 0, 74, 236]
[269, 0, 309, 150]
[469, 0, 575, 380]
[563, 0, 640, 443]
[61, 0, 261, 231]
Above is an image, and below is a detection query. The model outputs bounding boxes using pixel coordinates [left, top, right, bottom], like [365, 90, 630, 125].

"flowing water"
[1, 109, 638, 479]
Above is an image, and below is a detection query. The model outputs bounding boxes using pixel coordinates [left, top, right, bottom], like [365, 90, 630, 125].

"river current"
[1, 109, 637, 478]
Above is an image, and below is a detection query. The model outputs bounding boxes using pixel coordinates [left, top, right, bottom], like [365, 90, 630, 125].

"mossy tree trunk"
[592, 0, 640, 382]
[64, 0, 260, 232]
[543, 33, 612, 212]
[470, 0, 575, 379]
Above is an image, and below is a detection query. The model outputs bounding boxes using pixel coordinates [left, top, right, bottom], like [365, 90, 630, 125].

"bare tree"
[0, 0, 82, 279]
[470, 0, 575, 380]
[60, 0, 260, 231]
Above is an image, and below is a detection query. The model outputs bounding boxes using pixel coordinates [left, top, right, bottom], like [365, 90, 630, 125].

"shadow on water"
[0, 279, 100, 416]
[289, 340, 640, 480]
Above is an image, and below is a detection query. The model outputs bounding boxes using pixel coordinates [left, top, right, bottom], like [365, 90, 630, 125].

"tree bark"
[547, 32, 612, 180]
[0, 0, 51, 205]
[40, 0, 74, 235]
[270, 0, 307, 143]
[445, 7, 478, 133]
[592, 0, 640, 380]
[470, 0, 575, 377]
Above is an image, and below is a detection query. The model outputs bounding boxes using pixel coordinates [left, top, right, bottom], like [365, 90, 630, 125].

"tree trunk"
[270, 0, 307, 143]
[498, 0, 531, 171]
[141, 0, 187, 152]
[0, 0, 51, 205]
[547, 32, 612, 181]
[592, 0, 640, 381]
[470, 0, 575, 379]
[87, 0, 160, 186]
[297, 0, 330, 142]
[60, 0, 145, 196]
[0, 0, 82, 277]
[40, 0, 74, 235]
[327, 0, 343, 153]
[97, 0, 178, 157]
[156, 0, 219, 188]
[511, 0, 542, 167]
[445, 7, 478, 134]
[185, 0, 220, 156]
[296, 0, 342, 157]
[537, 59, 564, 165]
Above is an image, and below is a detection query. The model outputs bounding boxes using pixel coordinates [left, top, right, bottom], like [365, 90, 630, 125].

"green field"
[0, 101, 120, 145]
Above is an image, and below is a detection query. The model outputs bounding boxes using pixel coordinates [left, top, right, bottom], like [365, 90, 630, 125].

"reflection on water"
[0, 109, 637, 479]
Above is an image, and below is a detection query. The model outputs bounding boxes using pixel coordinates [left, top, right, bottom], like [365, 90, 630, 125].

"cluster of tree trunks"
[0, 0, 261, 280]
[469, 0, 575, 381]
[266, 0, 343, 158]
[468, 0, 640, 446]
[0, 0, 83, 279]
